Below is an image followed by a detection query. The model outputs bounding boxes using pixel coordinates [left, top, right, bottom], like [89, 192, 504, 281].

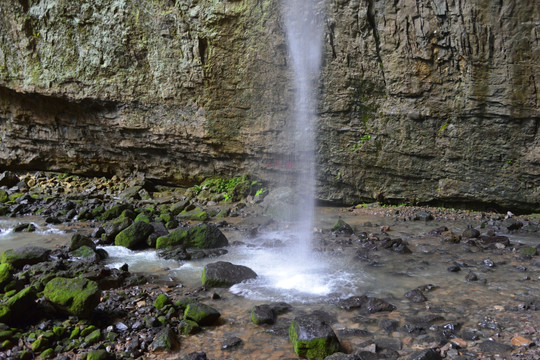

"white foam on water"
[99, 246, 181, 273]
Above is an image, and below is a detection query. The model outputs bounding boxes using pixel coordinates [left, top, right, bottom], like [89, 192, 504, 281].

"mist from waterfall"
[282, 0, 325, 260]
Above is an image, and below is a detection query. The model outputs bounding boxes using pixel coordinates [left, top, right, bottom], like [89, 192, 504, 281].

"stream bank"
[0, 171, 538, 359]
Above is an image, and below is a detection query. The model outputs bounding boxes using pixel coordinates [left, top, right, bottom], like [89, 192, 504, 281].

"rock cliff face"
[0, 0, 538, 211]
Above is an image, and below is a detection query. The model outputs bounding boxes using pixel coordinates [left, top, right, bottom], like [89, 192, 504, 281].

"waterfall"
[282, 0, 325, 260]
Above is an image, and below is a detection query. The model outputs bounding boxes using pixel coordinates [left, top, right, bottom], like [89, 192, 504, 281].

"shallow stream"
[1, 208, 539, 359]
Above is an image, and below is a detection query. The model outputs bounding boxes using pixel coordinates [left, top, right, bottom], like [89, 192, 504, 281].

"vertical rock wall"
[0, 0, 538, 211]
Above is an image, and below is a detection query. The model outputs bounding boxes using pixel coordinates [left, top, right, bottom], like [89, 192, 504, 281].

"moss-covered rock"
[40, 348, 55, 359]
[0, 246, 51, 268]
[0, 305, 10, 324]
[178, 207, 208, 221]
[0, 263, 14, 290]
[156, 228, 189, 249]
[154, 294, 171, 310]
[43, 277, 100, 318]
[0, 189, 8, 203]
[289, 315, 341, 359]
[187, 224, 229, 249]
[114, 221, 154, 249]
[87, 349, 111, 360]
[178, 319, 200, 335]
[69, 234, 95, 251]
[251, 304, 276, 325]
[184, 303, 221, 326]
[331, 218, 354, 234]
[134, 213, 151, 223]
[84, 329, 101, 345]
[100, 204, 128, 221]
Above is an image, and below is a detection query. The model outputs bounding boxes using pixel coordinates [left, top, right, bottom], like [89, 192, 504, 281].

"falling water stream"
[282, 0, 325, 260]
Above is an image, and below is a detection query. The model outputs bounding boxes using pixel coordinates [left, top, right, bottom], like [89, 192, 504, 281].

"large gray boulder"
[201, 261, 257, 288]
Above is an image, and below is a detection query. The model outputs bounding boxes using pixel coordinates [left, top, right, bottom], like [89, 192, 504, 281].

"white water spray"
[282, 0, 325, 260]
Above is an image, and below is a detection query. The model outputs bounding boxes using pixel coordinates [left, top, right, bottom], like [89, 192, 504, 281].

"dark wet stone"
[332, 218, 354, 234]
[202, 261, 257, 288]
[158, 246, 191, 261]
[289, 314, 341, 359]
[429, 226, 448, 235]
[503, 218, 523, 231]
[375, 337, 401, 351]
[407, 348, 442, 360]
[337, 296, 396, 314]
[149, 327, 178, 352]
[324, 353, 362, 360]
[336, 328, 371, 337]
[188, 248, 228, 259]
[379, 319, 399, 332]
[221, 336, 243, 350]
[13, 223, 36, 232]
[465, 271, 478, 282]
[380, 238, 412, 254]
[413, 211, 434, 221]
[405, 289, 427, 303]
[447, 265, 461, 272]
[461, 329, 482, 341]
[251, 304, 276, 325]
[478, 340, 513, 353]
[270, 302, 292, 315]
[0, 171, 20, 188]
[479, 235, 510, 247]
[462, 228, 480, 238]
[181, 352, 208, 360]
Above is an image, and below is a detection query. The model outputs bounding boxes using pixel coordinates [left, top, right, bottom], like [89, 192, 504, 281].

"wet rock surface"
[0, 173, 537, 359]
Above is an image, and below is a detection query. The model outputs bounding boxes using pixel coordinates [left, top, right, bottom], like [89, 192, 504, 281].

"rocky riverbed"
[0, 171, 539, 359]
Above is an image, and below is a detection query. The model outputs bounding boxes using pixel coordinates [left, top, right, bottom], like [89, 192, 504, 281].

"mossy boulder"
[156, 224, 228, 249]
[178, 207, 208, 221]
[154, 294, 171, 310]
[100, 203, 128, 221]
[0, 246, 50, 268]
[187, 224, 228, 248]
[289, 315, 341, 359]
[184, 302, 221, 326]
[70, 246, 104, 263]
[134, 213, 151, 223]
[331, 218, 354, 234]
[69, 234, 95, 251]
[43, 277, 101, 318]
[0, 263, 14, 290]
[156, 228, 189, 249]
[114, 221, 155, 249]
[178, 319, 200, 335]
[202, 261, 257, 288]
